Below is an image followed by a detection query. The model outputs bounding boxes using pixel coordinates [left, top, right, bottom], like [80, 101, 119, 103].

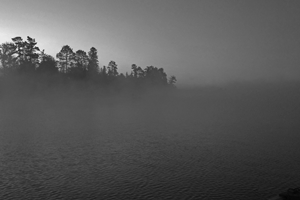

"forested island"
[0, 36, 177, 96]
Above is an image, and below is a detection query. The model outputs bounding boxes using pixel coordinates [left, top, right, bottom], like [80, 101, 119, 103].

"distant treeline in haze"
[0, 36, 177, 94]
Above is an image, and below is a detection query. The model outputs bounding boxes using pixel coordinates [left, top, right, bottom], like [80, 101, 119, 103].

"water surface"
[0, 86, 300, 199]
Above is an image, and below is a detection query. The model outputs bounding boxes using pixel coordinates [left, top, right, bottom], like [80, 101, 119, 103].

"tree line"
[0, 36, 177, 93]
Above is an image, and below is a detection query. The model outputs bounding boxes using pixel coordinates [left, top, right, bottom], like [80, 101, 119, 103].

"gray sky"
[1, 0, 300, 86]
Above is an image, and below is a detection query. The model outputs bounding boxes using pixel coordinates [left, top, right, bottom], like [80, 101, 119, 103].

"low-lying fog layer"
[0, 82, 300, 199]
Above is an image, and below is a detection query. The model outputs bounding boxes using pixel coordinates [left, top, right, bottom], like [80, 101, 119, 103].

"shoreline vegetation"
[0, 36, 177, 98]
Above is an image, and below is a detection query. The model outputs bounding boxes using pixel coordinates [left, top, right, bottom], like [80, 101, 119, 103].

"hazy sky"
[1, 0, 300, 86]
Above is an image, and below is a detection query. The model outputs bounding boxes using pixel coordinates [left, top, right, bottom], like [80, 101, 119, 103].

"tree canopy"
[0, 36, 177, 94]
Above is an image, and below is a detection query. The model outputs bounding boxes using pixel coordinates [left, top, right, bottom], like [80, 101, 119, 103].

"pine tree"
[87, 47, 99, 76]
[56, 45, 74, 73]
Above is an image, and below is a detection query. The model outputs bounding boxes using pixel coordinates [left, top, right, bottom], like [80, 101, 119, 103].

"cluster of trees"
[0, 36, 177, 91]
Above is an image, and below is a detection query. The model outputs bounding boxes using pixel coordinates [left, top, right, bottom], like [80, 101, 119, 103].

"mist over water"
[1, 0, 300, 198]
[0, 81, 300, 199]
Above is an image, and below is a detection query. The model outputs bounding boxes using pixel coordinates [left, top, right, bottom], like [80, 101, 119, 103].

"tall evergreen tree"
[87, 47, 99, 76]
[11, 37, 24, 61]
[69, 50, 89, 79]
[56, 45, 74, 73]
[75, 50, 89, 70]
[107, 61, 118, 77]
[11, 36, 40, 72]
[131, 64, 138, 78]
[144, 66, 168, 85]
[11, 36, 40, 63]
[24, 36, 40, 63]
[0, 42, 17, 73]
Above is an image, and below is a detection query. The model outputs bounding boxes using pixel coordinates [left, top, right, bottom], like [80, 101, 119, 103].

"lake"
[0, 84, 300, 199]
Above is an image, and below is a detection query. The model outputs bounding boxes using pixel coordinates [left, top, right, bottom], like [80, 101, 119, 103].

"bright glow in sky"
[1, 0, 300, 86]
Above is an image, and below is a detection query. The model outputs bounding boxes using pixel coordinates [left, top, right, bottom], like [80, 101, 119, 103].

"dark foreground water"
[0, 86, 300, 199]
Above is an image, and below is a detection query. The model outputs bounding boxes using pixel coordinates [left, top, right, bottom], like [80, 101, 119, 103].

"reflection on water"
[0, 88, 300, 199]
